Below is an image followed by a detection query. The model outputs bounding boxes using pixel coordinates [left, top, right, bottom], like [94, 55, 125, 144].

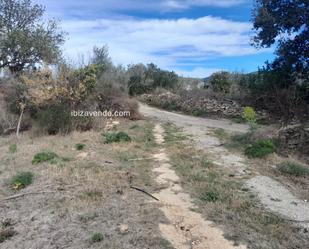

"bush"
[10, 172, 34, 190]
[90, 233, 104, 243]
[277, 162, 309, 176]
[200, 190, 220, 202]
[103, 132, 131, 144]
[32, 151, 59, 164]
[75, 143, 86, 150]
[36, 102, 72, 135]
[245, 139, 276, 158]
[208, 71, 231, 93]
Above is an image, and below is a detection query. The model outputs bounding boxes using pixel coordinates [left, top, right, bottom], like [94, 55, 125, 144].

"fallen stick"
[130, 186, 159, 201]
[0, 191, 56, 202]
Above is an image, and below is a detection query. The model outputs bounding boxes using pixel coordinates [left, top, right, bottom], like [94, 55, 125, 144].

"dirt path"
[152, 124, 246, 249]
[140, 103, 309, 229]
[140, 103, 249, 176]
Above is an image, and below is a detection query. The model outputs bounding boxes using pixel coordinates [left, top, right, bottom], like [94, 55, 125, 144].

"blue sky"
[36, 0, 274, 78]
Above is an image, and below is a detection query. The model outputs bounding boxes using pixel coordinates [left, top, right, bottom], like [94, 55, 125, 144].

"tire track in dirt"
[152, 124, 246, 249]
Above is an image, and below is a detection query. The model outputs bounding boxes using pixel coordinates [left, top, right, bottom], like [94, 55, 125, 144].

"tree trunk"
[16, 106, 24, 138]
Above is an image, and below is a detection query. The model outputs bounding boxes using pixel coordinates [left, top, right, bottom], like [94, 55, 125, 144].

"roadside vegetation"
[163, 123, 308, 249]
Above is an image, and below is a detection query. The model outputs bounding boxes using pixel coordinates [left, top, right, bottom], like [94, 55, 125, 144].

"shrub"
[32, 151, 59, 164]
[90, 233, 104, 243]
[36, 102, 72, 135]
[200, 190, 220, 202]
[277, 162, 309, 176]
[243, 106, 257, 124]
[10, 172, 34, 190]
[103, 132, 131, 144]
[75, 143, 86, 150]
[245, 139, 276, 158]
[208, 71, 231, 93]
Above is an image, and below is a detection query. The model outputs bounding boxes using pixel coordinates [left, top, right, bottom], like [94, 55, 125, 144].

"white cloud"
[175, 67, 223, 78]
[62, 15, 261, 72]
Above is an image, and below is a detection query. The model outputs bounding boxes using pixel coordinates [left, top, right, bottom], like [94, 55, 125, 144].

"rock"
[119, 224, 129, 234]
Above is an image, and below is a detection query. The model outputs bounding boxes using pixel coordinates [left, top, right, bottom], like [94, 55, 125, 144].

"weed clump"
[103, 132, 131, 144]
[200, 190, 220, 202]
[75, 143, 86, 150]
[32, 151, 59, 164]
[10, 172, 34, 190]
[8, 144, 17, 153]
[245, 139, 276, 158]
[90, 233, 104, 243]
[277, 162, 309, 176]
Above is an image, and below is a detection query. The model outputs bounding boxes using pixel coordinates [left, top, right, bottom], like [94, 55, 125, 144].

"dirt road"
[140, 103, 249, 176]
[140, 103, 309, 230]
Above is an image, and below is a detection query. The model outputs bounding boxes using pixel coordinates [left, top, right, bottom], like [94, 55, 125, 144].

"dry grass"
[163, 123, 308, 249]
[0, 119, 172, 249]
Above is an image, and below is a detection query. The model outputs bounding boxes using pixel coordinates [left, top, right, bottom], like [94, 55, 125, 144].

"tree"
[209, 71, 231, 93]
[0, 0, 65, 73]
[91, 45, 112, 76]
[252, 0, 309, 81]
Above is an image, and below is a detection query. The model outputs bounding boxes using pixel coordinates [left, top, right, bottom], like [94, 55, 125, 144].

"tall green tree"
[0, 0, 65, 73]
[252, 0, 309, 82]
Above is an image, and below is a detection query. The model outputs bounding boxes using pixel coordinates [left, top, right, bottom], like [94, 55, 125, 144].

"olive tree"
[0, 0, 65, 73]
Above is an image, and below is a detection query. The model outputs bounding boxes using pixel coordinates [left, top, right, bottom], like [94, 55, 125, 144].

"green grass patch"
[231, 116, 246, 124]
[8, 144, 17, 153]
[103, 132, 131, 144]
[199, 190, 220, 202]
[32, 151, 59, 164]
[211, 128, 229, 140]
[75, 143, 86, 150]
[90, 233, 104, 243]
[277, 162, 309, 176]
[10, 171, 34, 190]
[245, 139, 276, 158]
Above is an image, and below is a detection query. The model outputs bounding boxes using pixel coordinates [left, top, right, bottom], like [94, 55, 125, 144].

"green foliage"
[32, 151, 59, 164]
[75, 143, 86, 150]
[209, 71, 231, 93]
[127, 63, 179, 95]
[231, 116, 246, 124]
[91, 45, 112, 76]
[243, 107, 256, 124]
[277, 162, 309, 177]
[245, 139, 276, 158]
[103, 132, 131, 144]
[90, 233, 104, 243]
[0, 0, 65, 72]
[10, 171, 33, 190]
[199, 190, 219, 202]
[8, 144, 17, 153]
[252, 0, 308, 82]
[36, 102, 72, 134]
[243, 106, 257, 131]
[74, 64, 98, 92]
